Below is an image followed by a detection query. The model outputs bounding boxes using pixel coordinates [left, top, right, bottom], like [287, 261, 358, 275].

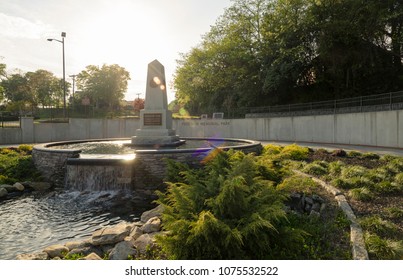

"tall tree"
[77, 64, 130, 110]
[26, 70, 63, 108]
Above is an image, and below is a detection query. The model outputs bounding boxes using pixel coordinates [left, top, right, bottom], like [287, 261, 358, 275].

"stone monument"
[131, 59, 181, 146]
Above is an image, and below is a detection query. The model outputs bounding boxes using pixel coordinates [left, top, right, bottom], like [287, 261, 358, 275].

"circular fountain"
[32, 60, 262, 197]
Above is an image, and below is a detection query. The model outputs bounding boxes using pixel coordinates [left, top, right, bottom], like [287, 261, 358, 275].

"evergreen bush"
[157, 150, 306, 259]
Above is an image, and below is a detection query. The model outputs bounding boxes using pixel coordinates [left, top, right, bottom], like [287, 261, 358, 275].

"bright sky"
[0, 0, 232, 103]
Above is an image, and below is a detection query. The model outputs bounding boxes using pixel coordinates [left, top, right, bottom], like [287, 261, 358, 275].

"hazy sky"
[0, 0, 232, 102]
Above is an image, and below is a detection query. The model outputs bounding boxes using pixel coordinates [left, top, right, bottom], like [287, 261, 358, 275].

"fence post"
[389, 92, 392, 110]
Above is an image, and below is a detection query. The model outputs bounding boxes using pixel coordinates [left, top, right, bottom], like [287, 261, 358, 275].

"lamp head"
[61, 32, 66, 37]
[47, 38, 53, 41]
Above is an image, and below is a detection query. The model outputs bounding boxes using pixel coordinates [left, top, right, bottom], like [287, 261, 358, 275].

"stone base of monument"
[131, 129, 184, 147]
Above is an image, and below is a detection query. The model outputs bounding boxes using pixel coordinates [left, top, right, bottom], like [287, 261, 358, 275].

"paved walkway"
[260, 140, 403, 156]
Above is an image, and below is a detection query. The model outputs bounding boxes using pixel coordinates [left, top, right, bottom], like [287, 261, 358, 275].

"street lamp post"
[47, 32, 67, 118]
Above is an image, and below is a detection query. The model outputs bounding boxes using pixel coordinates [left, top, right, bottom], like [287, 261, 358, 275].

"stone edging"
[293, 170, 369, 260]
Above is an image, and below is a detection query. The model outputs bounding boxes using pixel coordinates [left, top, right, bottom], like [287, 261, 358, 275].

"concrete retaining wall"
[1, 110, 403, 148]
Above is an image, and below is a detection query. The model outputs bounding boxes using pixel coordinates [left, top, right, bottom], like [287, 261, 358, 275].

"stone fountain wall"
[33, 141, 262, 195]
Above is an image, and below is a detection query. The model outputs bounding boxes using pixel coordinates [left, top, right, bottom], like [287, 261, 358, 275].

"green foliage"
[346, 150, 362, 158]
[279, 144, 309, 161]
[280, 210, 352, 260]
[359, 215, 399, 238]
[17, 144, 33, 154]
[384, 207, 403, 219]
[157, 150, 305, 259]
[302, 161, 328, 176]
[361, 152, 380, 160]
[328, 161, 345, 176]
[340, 165, 368, 178]
[173, 0, 403, 114]
[364, 232, 403, 260]
[348, 187, 374, 201]
[0, 147, 41, 184]
[63, 253, 84, 260]
[76, 64, 130, 110]
[277, 175, 319, 195]
[262, 144, 283, 156]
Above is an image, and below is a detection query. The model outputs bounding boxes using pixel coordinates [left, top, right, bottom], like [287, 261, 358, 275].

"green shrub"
[364, 232, 403, 260]
[380, 154, 398, 162]
[347, 150, 362, 157]
[157, 151, 305, 260]
[361, 152, 380, 160]
[277, 175, 318, 195]
[393, 172, 403, 186]
[280, 144, 309, 161]
[328, 161, 345, 176]
[340, 165, 368, 179]
[17, 144, 33, 154]
[384, 207, 403, 219]
[365, 167, 391, 183]
[332, 176, 374, 190]
[262, 144, 282, 156]
[359, 215, 399, 237]
[302, 162, 328, 176]
[373, 181, 403, 194]
[348, 187, 374, 201]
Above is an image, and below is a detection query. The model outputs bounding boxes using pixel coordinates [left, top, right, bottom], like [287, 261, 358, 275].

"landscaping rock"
[109, 241, 137, 260]
[141, 204, 164, 223]
[127, 226, 143, 241]
[0, 187, 7, 198]
[133, 234, 155, 254]
[16, 252, 48, 260]
[43, 244, 69, 258]
[64, 239, 92, 251]
[81, 252, 103, 260]
[13, 182, 25, 191]
[141, 217, 161, 233]
[29, 182, 52, 191]
[92, 222, 131, 246]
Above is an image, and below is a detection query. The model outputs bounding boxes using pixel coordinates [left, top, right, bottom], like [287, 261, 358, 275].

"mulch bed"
[306, 149, 403, 234]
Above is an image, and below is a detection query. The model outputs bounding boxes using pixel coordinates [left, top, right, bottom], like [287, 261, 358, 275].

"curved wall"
[3, 110, 403, 149]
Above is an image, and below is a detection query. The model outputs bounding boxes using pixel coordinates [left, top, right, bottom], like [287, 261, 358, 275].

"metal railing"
[239, 91, 403, 118]
[0, 112, 21, 128]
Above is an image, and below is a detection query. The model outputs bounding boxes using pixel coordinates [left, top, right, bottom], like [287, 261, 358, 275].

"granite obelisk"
[131, 60, 180, 146]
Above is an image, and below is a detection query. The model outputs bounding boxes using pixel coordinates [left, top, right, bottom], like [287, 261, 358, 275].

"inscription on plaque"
[144, 113, 162, 126]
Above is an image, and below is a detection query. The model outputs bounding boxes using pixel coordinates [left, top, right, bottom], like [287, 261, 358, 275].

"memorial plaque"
[144, 113, 162, 126]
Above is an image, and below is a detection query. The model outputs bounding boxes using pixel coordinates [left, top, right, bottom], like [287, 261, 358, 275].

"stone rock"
[66, 245, 103, 259]
[109, 241, 137, 260]
[312, 194, 324, 203]
[311, 202, 321, 212]
[0, 187, 7, 198]
[16, 252, 48, 260]
[133, 233, 155, 254]
[13, 182, 25, 191]
[141, 217, 161, 233]
[81, 252, 103, 260]
[43, 244, 69, 258]
[128, 226, 143, 241]
[141, 204, 164, 223]
[305, 197, 313, 205]
[64, 238, 92, 251]
[28, 182, 52, 191]
[92, 222, 131, 246]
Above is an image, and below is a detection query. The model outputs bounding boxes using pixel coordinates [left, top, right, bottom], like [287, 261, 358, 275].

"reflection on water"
[0, 190, 151, 260]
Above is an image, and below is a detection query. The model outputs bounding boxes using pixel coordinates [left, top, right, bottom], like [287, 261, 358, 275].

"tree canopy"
[76, 64, 130, 110]
[174, 0, 403, 115]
